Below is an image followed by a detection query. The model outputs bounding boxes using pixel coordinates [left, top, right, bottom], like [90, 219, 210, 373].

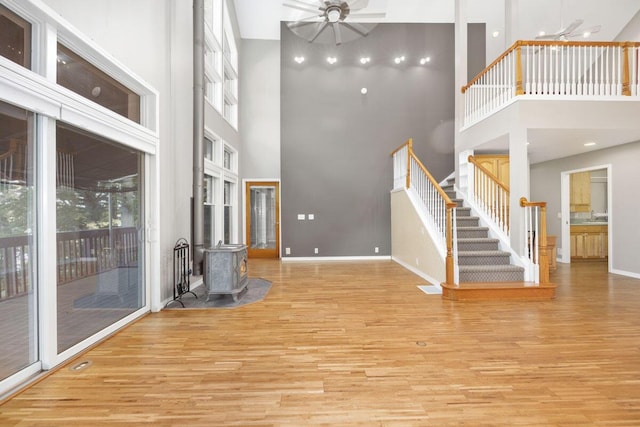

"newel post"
[445, 203, 456, 286]
[405, 138, 413, 189]
[515, 43, 524, 96]
[622, 42, 631, 96]
[538, 203, 550, 284]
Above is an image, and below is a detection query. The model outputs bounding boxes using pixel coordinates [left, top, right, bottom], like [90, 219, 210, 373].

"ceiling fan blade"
[349, 0, 370, 10]
[342, 22, 370, 37]
[535, 34, 558, 40]
[560, 18, 584, 36]
[309, 21, 329, 43]
[347, 12, 386, 19]
[288, 20, 319, 29]
[569, 24, 601, 38]
[283, 2, 321, 15]
[332, 22, 342, 45]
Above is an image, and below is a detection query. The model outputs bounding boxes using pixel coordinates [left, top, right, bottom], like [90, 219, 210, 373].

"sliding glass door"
[55, 123, 144, 353]
[0, 101, 38, 381]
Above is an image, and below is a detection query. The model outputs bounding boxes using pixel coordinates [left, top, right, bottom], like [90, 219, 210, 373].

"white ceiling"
[233, 0, 640, 164]
[234, 0, 640, 62]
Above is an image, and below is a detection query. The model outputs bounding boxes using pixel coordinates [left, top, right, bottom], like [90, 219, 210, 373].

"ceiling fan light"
[583, 31, 591, 38]
[326, 56, 337, 64]
[327, 8, 341, 23]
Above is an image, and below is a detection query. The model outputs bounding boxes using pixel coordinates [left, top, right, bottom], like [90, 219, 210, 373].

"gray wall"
[280, 23, 484, 257]
[531, 140, 640, 276]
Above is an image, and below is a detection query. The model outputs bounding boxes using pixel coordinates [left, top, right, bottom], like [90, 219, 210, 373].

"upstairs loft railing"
[461, 40, 640, 126]
[391, 139, 457, 285]
[467, 155, 510, 237]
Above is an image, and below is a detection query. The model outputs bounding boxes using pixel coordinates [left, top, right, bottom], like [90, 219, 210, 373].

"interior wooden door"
[245, 181, 280, 258]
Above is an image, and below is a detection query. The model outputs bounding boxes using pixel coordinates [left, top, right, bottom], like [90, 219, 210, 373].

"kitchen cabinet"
[474, 154, 510, 187]
[570, 171, 591, 212]
[570, 225, 608, 259]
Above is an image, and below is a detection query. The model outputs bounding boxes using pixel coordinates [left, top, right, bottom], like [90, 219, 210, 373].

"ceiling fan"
[535, 18, 601, 41]
[283, 0, 385, 45]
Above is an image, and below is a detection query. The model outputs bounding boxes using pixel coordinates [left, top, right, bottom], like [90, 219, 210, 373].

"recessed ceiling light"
[294, 56, 305, 64]
[326, 56, 337, 64]
[394, 56, 405, 64]
[359, 56, 371, 65]
[584, 142, 597, 147]
[492, 30, 500, 38]
[419, 57, 431, 65]
[360, 87, 368, 95]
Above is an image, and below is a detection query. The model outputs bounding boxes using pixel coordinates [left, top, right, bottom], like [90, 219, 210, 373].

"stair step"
[442, 281, 556, 301]
[457, 226, 489, 238]
[458, 264, 525, 283]
[457, 237, 499, 251]
[456, 216, 479, 227]
[456, 207, 471, 217]
[458, 250, 511, 265]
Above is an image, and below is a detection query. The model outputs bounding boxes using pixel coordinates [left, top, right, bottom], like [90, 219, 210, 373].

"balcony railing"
[0, 227, 139, 301]
[461, 40, 640, 126]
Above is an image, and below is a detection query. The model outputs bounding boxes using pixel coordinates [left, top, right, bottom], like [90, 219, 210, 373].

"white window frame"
[0, 0, 160, 393]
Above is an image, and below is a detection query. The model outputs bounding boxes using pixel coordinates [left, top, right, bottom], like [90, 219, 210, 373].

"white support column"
[454, 0, 468, 185]
[508, 127, 529, 257]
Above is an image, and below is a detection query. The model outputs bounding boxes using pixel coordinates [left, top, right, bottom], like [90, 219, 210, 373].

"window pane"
[223, 149, 231, 170]
[204, 138, 213, 161]
[57, 44, 141, 124]
[56, 123, 144, 353]
[0, 5, 31, 69]
[0, 101, 37, 380]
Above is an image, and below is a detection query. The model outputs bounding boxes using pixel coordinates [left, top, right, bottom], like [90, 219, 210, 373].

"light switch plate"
[308, 214, 315, 220]
[297, 214, 305, 220]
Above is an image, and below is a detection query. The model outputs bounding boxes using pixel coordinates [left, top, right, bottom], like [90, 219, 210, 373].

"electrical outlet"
[374, 247, 379, 253]
[285, 247, 291, 255]
[314, 248, 318, 254]
[308, 214, 315, 220]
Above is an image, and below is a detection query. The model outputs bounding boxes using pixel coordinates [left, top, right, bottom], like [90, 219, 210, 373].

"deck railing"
[391, 139, 457, 285]
[0, 227, 139, 301]
[461, 40, 640, 126]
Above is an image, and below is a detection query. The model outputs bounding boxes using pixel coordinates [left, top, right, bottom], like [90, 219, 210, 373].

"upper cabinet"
[570, 171, 591, 212]
[474, 154, 510, 187]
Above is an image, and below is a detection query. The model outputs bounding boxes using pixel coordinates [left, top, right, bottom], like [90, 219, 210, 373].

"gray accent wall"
[280, 23, 484, 257]
[530, 140, 640, 276]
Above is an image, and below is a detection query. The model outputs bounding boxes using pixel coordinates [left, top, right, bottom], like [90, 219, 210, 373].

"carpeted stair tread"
[458, 250, 510, 257]
[459, 264, 524, 272]
[458, 237, 499, 243]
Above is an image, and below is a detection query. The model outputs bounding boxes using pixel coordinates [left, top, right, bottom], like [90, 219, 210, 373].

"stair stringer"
[455, 185, 536, 282]
[390, 187, 447, 286]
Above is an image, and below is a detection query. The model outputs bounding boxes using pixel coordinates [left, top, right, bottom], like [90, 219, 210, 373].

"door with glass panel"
[245, 182, 280, 258]
[0, 101, 38, 382]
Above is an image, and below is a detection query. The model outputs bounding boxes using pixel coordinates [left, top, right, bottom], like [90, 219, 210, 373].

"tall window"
[203, 174, 217, 247]
[223, 180, 233, 244]
[0, 101, 37, 382]
[0, 5, 31, 69]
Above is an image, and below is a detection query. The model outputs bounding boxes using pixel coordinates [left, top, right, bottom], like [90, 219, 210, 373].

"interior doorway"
[561, 165, 611, 271]
[245, 181, 280, 258]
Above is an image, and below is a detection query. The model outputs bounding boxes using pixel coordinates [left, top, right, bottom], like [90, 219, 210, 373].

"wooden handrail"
[410, 151, 457, 209]
[390, 138, 412, 157]
[461, 40, 640, 94]
[467, 155, 510, 192]
[520, 197, 550, 284]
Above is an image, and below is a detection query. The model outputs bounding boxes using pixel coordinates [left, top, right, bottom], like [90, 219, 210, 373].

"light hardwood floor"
[1, 259, 640, 426]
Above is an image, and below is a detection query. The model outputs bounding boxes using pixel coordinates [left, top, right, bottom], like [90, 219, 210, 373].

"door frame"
[243, 179, 281, 258]
[561, 164, 612, 270]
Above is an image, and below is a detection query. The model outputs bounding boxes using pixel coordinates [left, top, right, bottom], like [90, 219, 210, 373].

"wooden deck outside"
[1, 259, 640, 426]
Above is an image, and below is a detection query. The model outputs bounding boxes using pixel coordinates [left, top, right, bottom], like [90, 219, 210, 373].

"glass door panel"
[55, 123, 144, 353]
[0, 101, 38, 381]
[246, 182, 279, 258]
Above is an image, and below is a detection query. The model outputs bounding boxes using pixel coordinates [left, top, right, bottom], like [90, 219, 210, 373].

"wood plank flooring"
[2, 259, 640, 426]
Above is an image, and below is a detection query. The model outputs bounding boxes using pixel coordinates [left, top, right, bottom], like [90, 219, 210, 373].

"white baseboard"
[282, 255, 392, 262]
[609, 268, 640, 280]
[391, 256, 441, 287]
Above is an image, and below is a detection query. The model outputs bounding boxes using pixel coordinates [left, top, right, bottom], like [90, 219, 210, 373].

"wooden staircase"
[440, 180, 556, 301]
